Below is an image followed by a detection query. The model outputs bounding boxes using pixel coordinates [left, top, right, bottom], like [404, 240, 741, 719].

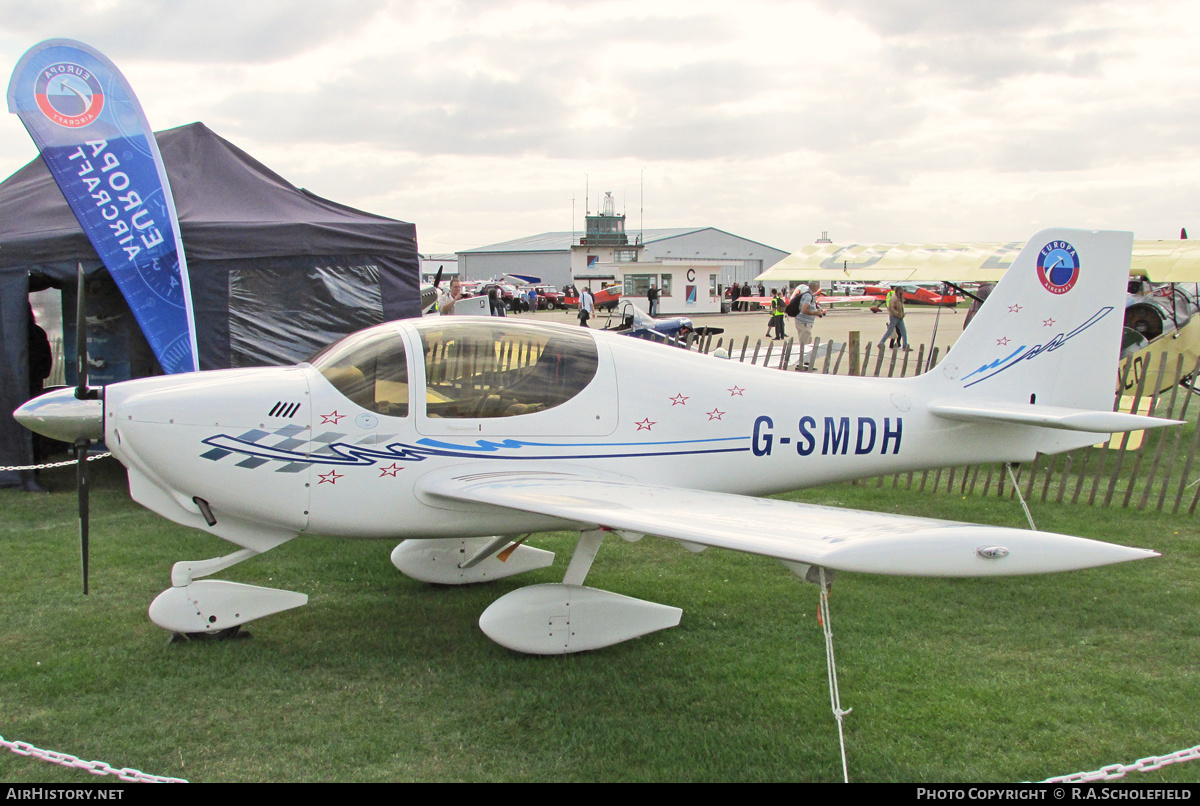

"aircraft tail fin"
[930, 228, 1132, 414]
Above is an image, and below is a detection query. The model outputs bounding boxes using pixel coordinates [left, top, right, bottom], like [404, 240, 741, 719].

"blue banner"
[7, 39, 198, 374]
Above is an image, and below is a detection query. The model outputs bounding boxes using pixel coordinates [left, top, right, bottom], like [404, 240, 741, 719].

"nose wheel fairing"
[149, 579, 308, 634]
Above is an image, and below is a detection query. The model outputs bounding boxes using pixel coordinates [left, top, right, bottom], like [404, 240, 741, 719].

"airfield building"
[456, 198, 789, 312]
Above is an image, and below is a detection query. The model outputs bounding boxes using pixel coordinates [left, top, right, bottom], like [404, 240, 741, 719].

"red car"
[533, 285, 566, 310]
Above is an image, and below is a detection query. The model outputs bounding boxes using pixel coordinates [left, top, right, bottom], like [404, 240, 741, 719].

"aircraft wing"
[758, 239, 1200, 284]
[757, 242, 1021, 284]
[1129, 240, 1200, 283]
[417, 468, 1155, 576]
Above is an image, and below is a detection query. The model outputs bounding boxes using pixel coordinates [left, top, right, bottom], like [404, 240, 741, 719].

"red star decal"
[379, 463, 403, 477]
[707, 408, 725, 421]
[997, 336, 1010, 346]
[320, 410, 345, 425]
[727, 386, 744, 396]
[1008, 304, 1022, 313]
[318, 470, 343, 485]
[1043, 318, 1055, 327]
[636, 418, 656, 431]
[670, 393, 689, 406]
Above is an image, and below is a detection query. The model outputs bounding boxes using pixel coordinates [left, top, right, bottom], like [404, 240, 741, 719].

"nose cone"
[14, 387, 103, 443]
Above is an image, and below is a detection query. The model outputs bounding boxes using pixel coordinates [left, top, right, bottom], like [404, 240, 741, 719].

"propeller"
[72, 262, 101, 595]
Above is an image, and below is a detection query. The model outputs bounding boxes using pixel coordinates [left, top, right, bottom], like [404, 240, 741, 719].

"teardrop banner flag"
[7, 39, 199, 373]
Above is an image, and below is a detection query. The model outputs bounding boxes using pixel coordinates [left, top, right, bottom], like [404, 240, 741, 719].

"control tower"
[579, 191, 629, 246]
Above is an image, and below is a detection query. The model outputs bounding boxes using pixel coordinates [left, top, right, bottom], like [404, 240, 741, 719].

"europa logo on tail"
[1037, 240, 1080, 294]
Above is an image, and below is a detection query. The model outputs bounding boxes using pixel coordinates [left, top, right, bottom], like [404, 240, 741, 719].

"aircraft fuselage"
[101, 317, 1043, 547]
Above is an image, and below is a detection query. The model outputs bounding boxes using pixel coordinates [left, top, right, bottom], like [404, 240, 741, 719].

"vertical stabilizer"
[930, 228, 1132, 413]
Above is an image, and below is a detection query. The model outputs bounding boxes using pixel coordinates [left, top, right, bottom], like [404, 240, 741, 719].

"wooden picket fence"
[661, 329, 1200, 514]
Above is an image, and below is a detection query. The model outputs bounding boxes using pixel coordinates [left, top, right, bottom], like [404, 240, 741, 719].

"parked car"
[533, 285, 566, 310]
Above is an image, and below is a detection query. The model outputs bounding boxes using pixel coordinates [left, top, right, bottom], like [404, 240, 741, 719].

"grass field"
[1, 459, 1196, 783]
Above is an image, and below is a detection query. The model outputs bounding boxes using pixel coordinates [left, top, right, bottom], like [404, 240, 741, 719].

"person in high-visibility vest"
[766, 289, 786, 339]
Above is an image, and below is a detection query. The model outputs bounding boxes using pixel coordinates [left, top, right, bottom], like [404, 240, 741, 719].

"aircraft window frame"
[306, 325, 410, 418]
[418, 321, 599, 419]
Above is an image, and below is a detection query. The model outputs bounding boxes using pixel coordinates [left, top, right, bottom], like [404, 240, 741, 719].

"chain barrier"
[1039, 744, 1200, 782]
[1, 734, 187, 783]
[0, 453, 111, 473]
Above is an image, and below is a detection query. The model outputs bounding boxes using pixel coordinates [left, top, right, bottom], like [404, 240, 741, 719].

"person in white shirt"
[437, 278, 462, 315]
[578, 287, 594, 327]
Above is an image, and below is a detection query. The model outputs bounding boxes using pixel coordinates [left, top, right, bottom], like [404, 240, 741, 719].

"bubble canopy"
[307, 319, 600, 419]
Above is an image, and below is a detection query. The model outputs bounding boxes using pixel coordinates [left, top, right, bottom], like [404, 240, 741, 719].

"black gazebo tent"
[0, 121, 420, 486]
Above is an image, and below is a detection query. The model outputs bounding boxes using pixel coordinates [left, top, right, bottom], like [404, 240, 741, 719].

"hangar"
[456, 205, 789, 293]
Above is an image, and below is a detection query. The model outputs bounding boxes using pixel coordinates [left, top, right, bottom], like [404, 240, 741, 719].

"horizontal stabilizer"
[929, 399, 1180, 433]
[418, 468, 1157, 577]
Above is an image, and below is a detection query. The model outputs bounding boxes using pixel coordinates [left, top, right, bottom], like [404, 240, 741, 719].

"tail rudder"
[932, 228, 1132, 412]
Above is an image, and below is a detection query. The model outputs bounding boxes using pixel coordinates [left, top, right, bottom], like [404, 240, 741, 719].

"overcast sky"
[1, 0, 1198, 254]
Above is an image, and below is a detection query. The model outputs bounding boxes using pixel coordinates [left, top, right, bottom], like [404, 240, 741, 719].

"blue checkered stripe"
[200, 425, 402, 472]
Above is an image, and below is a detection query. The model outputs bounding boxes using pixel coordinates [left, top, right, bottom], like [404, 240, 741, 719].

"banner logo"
[1036, 240, 1079, 295]
[34, 63, 104, 127]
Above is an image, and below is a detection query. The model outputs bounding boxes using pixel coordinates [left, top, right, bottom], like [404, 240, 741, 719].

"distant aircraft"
[599, 299, 722, 343]
[16, 229, 1175, 654]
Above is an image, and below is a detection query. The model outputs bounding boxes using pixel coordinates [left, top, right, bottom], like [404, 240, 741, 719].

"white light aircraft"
[15, 229, 1177, 654]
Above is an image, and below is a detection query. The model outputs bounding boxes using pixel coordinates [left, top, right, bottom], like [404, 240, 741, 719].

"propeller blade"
[77, 438, 89, 595]
[73, 263, 92, 595]
[433, 266, 444, 289]
[75, 263, 87, 399]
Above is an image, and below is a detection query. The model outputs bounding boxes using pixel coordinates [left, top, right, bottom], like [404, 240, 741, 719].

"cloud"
[0, 0, 377, 62]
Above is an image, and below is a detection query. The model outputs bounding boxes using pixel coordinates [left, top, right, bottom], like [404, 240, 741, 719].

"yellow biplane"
[758, 237, 1200, 393]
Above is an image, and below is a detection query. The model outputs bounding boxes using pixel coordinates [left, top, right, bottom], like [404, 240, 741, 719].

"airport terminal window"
[419, 321, 599, 418]
[624, 273, 655, 297]
[308, 325, 409, 417]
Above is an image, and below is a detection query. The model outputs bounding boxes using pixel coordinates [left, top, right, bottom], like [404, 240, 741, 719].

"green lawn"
[0, 460, 1196, 782]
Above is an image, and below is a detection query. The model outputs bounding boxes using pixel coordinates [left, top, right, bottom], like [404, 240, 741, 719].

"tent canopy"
[0, 121, 420, 485]
[0, 121, 418, 267]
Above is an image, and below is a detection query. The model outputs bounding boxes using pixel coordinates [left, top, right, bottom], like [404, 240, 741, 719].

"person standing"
[790, 283, 825, 358]
[579, 286, 594, 327]
[766, 289, 786, 339]
[878, 287, 910, 350]
[647, 284, 659, 316]
[963, 282, 993, 329]
[487, 285, 503, 316]
[437, 277, 463, 315]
